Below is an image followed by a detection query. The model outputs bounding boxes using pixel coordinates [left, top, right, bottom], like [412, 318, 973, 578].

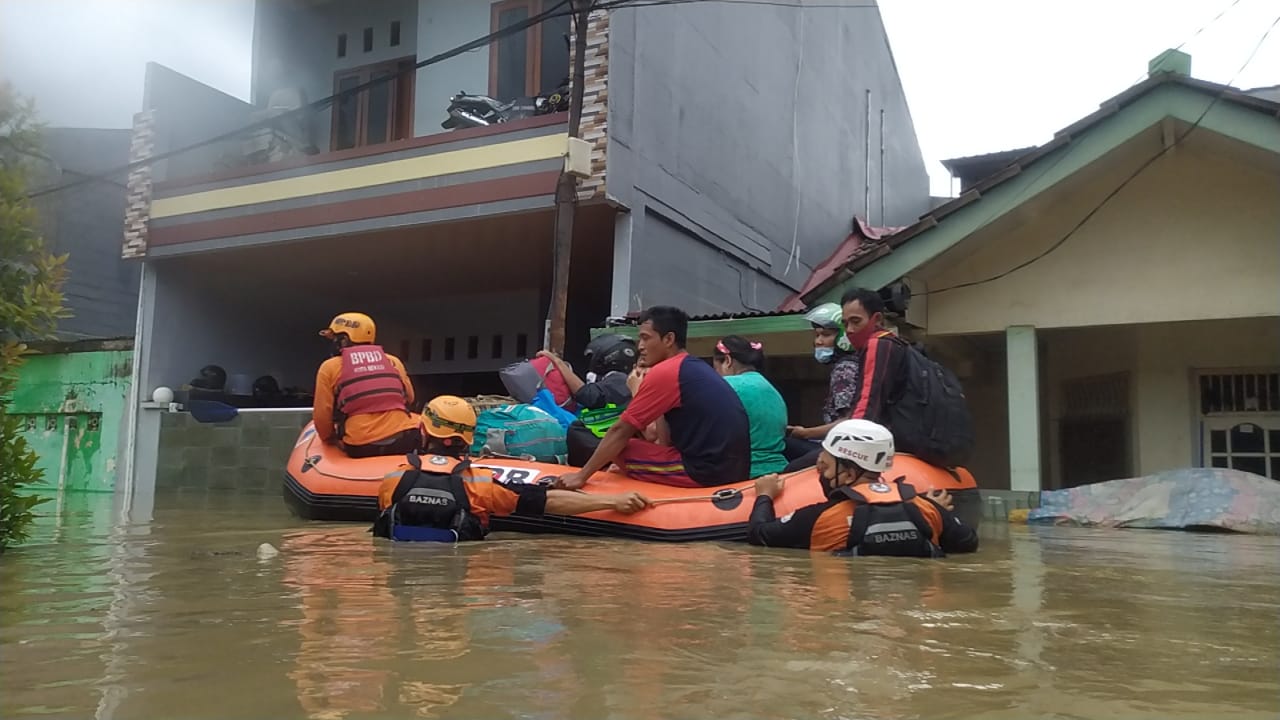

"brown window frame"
[489, 0, 567, 99]
[330, 56, 417, 152]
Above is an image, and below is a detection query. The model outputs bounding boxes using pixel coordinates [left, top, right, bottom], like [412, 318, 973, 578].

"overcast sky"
[1, 0, 1276, 195]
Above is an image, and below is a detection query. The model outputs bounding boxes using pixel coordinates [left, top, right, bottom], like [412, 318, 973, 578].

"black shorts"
[344, 427, 423, 458]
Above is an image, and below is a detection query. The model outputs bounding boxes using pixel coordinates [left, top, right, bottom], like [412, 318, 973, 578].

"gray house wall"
[30, 128, 138, 340]
[605, 2, 930, 315]
[252, 0, 419, 151]
[142, 63, 254, 183]
[414, 0, 492, 136]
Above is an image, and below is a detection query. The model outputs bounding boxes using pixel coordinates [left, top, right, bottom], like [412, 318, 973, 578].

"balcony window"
[489, 0, 572, 102]
[331, 57, 416, 151]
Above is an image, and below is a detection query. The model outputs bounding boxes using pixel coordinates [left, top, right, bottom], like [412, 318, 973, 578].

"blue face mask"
[814, 346, 835, 364]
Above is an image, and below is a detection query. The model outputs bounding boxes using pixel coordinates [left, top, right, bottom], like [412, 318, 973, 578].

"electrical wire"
[920, 11, 1280, 299]
[1, 135, 130, 192]
[783, 4, 805, 276]
[23, 0, 877, 200]
[599, 0, 875, 8]
[1163, 0, 1248, 63]
[23, 0, 575, 199]
[929, 0, 1254, 253]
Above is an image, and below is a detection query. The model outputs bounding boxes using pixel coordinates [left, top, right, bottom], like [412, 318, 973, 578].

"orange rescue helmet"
[422, 395, 477, 447]
[319, 312, 376, 344]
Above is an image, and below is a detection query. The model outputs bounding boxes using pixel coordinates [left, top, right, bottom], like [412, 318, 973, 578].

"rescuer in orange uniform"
[373, 396, 651, 542]
[747, 419, 978, 556]
[313, 312, 422, 458]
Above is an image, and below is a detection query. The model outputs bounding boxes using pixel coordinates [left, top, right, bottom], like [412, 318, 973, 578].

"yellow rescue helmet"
[422, 395, 477, 447]
[319, 312, 376, 344]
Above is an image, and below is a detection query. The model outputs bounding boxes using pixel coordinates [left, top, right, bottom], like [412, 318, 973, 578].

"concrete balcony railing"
[121, 63, 599, 260]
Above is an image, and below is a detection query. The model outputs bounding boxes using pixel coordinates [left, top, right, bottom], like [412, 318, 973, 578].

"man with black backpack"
[840, 288, 975, 469]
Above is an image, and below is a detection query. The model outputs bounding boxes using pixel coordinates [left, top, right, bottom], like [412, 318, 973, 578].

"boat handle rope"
[520, 470, 811, 504]
[649, 488, 744, 506]
[643, 469, 811, 506]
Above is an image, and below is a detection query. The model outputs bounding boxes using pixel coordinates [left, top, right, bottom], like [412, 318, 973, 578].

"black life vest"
[370, 453, 486, 542]
[836, 480, 943, 558]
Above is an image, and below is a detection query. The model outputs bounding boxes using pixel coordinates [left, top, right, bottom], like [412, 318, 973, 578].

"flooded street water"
[2, 492, 1278, 720]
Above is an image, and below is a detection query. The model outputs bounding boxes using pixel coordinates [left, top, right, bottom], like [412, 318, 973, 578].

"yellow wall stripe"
[152, 133, 568, 219]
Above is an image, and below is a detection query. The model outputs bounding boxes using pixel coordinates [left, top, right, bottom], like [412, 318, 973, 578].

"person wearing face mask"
[839, 287, 900, 425]
[782, 303, 862, 469]
[312, 312, 421, 458]
[712, 335, 788, 478]
[538, 334, 639, 466]
[746, 419, 978, 555]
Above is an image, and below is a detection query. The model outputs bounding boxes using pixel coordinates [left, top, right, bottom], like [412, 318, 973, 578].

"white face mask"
[585, 371, 598, 383]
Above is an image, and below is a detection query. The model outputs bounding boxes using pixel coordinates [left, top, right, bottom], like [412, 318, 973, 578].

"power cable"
[24, 0, 575, 199]
[23, 0, 877, 200]
[932, 0, 1254, 257]
[599, 0, 874, 7]
[920, 12, 1279, 299]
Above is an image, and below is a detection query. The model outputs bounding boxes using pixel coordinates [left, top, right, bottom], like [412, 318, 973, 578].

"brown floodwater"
[2, 491, 1278, 720]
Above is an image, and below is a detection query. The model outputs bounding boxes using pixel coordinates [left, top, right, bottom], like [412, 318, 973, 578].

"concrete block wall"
[156, 410, 312, 496]
[979, 490, 1041, 523]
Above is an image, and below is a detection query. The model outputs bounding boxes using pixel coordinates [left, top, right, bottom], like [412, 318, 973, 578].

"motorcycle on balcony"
[440, 80, 570, 130]
[443, 32, 572, 130]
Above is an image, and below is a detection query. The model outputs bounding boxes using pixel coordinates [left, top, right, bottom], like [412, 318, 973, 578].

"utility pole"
[547, 0, 593, 356]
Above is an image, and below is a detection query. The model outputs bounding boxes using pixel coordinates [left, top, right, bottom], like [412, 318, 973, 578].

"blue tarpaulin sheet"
[1028, 468, 1280, 535]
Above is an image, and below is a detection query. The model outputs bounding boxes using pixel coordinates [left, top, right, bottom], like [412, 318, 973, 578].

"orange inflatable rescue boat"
[283, 422, 982, 541]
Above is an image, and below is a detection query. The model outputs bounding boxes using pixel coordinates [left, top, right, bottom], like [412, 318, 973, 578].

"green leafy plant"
[0, 82, 68, 552]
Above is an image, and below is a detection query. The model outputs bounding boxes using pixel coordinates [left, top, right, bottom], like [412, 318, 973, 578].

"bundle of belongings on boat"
[471, 400, 568, 463]
[484, 334, 639, 465]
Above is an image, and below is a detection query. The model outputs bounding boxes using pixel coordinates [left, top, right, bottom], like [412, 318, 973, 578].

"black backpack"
[885, 337, 975, 469]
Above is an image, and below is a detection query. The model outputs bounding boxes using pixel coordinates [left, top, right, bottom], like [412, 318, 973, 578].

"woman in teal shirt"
[712, 335, 789, 478]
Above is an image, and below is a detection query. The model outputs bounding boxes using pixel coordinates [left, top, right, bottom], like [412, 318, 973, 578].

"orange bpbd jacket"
[313, 351, 417, 446]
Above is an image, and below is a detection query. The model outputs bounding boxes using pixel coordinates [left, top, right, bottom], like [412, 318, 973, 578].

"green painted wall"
[7, 347, 133, 493]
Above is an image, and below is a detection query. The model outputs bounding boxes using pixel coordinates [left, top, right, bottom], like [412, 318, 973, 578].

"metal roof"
[612, 308, 802, 323]
[775, 217, 903, 312]
[687, 309, 803, 322]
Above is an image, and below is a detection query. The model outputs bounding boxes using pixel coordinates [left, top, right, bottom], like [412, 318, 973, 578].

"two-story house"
[119, 0, 933, 501]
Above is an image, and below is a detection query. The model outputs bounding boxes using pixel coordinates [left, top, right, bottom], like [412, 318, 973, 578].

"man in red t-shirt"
[555, 306, 751, 489]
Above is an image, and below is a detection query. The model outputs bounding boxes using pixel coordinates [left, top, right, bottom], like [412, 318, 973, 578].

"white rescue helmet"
[821, 419, 895, 473]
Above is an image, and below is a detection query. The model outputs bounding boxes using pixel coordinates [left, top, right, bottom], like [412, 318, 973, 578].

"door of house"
[1203, 416, 1280, 480]
[331, 57, 416, 151]
[1198, 370, 1280, 480]
[1059, 372, 1132, 488]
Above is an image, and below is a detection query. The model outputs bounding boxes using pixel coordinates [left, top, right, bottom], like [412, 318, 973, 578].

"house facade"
[118, 0, 933, 501]
[679, 50, 1279, 500]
